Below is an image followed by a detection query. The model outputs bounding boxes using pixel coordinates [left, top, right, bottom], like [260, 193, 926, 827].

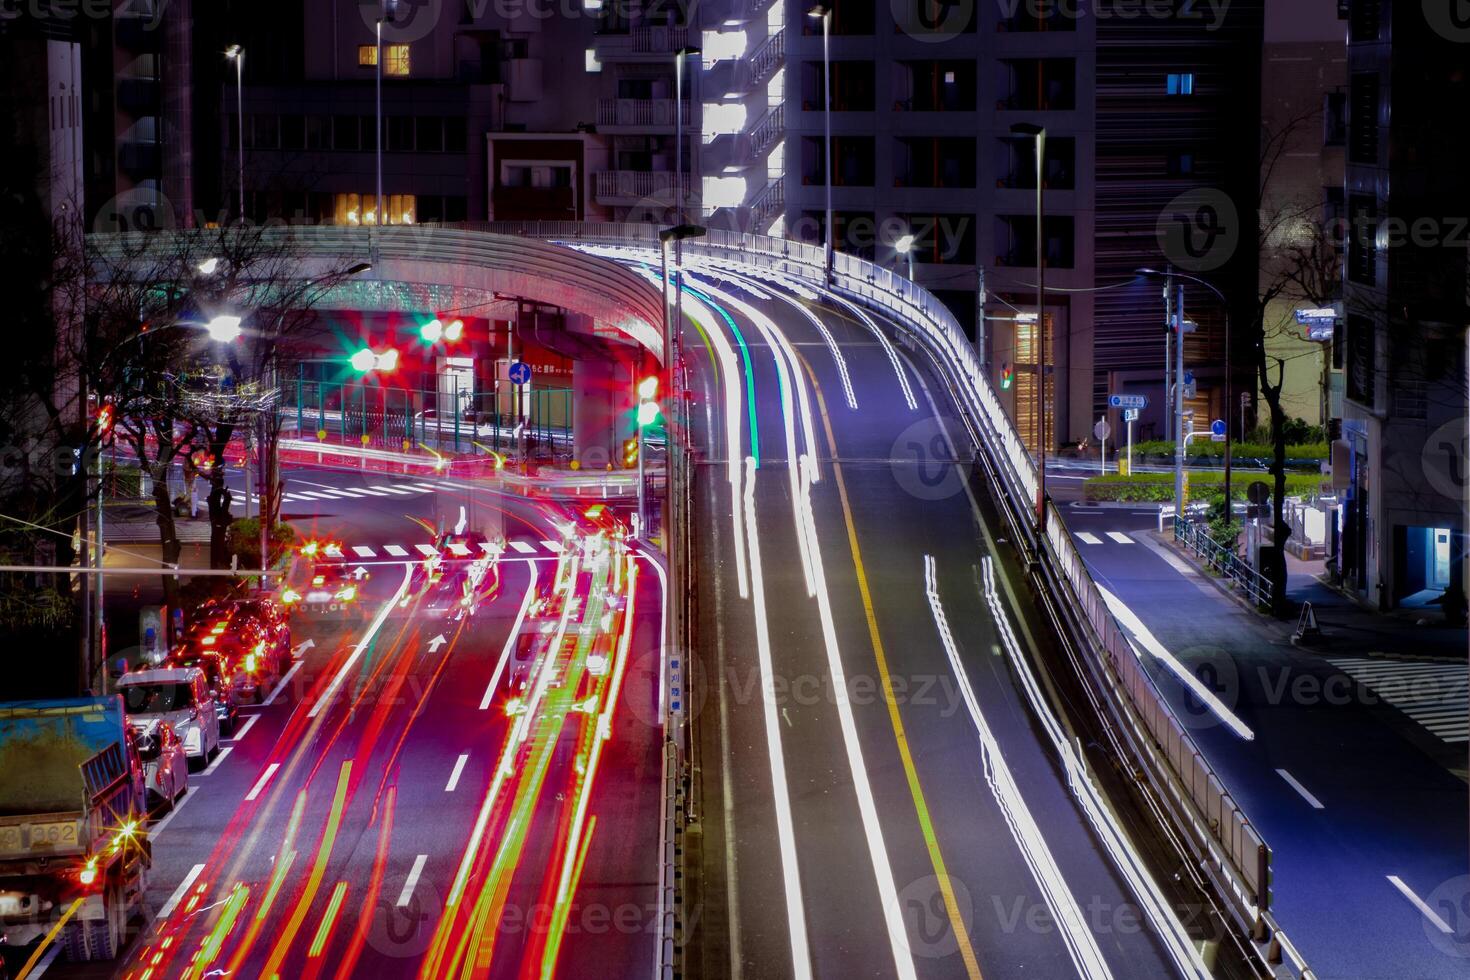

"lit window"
[334, 192, 415, 225]
[1166, 72, 1194, 96]
[359, 45, 376, 67]
[385, 44, 410, 77]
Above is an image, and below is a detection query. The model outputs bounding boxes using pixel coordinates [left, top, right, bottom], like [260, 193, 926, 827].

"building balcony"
[596, 98, 692, 131]
[592, 26, 691, 61]
[594, 170, 689, 205]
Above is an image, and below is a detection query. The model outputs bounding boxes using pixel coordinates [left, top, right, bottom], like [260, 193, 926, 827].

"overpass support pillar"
[572, 358, 624, 472]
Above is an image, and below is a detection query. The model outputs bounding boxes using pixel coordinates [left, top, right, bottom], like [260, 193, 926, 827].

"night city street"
[0, 1, 1467, 978]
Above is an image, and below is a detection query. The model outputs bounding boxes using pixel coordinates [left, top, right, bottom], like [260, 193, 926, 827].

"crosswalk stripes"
[1106, 531, 1135, 544]
[1328, 657, 1468, 744]
[1073, 530, 1137, 546]
[351, 546, 376, 558]
[383, 545, 409, 557]
[318, 538, 570, 561]
[508, 541, 537, 554]
[369, 485, 416, 495]
[414, 544, 439, 557]
[1076, 532, 1104, 545]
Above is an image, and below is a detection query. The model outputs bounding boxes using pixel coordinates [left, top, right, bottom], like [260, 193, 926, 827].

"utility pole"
[1173, 281, 1186, 523]
[1163, 275, 1174, 443]
[975, 265, 987, 365]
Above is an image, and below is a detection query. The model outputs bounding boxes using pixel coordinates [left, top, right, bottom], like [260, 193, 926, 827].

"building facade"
[1338, 0, 1469, 611]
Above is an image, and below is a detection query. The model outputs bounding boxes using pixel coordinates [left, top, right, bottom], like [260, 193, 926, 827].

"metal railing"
[594, 171, 688, 203]
[748, 30, 785, 87]
[749, 103, 785, 158]
[597, 98, 693, 128]
[1174, 517, 1275, 609]
[593, 25, 691, 54]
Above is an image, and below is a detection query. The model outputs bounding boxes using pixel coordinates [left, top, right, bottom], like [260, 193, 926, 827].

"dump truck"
[0, 697, 150, 961]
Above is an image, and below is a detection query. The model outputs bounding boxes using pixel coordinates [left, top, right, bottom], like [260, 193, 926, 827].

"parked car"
[128, 719, 188, 812]
[163, 650, 244, 733]
[205, 597, 293, 673]
[176, 617, 275, 704]
[117, 666, 221, 767]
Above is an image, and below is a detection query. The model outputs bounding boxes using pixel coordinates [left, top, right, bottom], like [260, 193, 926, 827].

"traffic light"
[636, 376, 661, 427]
[419, 317, 464, 344]
[350, 348, 399, 373]
[443, 318, 464, 342]
[1000, 363, 1014, 390]
[637, 376, 658, 401]
[622, 438, 639, 468]
[95, 401, 115, 441]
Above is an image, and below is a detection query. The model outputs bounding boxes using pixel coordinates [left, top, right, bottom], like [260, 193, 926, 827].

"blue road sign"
[508, 361, 532, 385]
[1211, 419, 1226, 437]
[1108, 394, 1148, 410]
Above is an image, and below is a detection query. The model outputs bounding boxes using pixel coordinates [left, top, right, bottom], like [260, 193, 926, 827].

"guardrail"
[471, 221, 1308, 977]
[1174, 517, 1275, 609]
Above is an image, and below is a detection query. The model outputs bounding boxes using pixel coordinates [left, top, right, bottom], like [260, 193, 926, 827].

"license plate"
[29, 822, 77, 848]
[0, 826, 20, 852]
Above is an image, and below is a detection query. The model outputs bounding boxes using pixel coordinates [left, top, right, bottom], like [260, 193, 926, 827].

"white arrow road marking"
[244, 763, 281, 802]
[158, 863, 206, 919]
[427, 634, 448, 653]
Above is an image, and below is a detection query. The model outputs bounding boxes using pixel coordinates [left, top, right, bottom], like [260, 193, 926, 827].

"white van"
[117, 666, 222, 767]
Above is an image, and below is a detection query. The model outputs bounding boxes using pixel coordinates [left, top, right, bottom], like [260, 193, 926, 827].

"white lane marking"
[1275, 769, 1324, 809]
[1388, 875, 1454, 933]
[480, 571, 540, 710]
[324, 544, 343, 558]
[396, 854, 429, 907]
[244, 763, 282, 802]
[307, 564, 414, 719]
[371, 484, 416, 495]
[150, 786, 197, 838]
[262, 661, 303, 707]
[540, 540, 563, 553]
[352, 545, 377, 558]
[23, 938, 60, 977]
[409, 483, 441, 492]
[1076, 532, 1104, 545]
[200, 746, 232, 775]
[354, 487, 393, 497]
[508, 540, 537, 554]
[294, 491, 334, 500]
[445, 754, 470, 792]
[414, 544, 439, 557]
[383, 544, 410, 557]
[158, 863, 207, 919]
[1098, 585, 1255, 741]
[447, 542, 471, 556]
[226, 715, 258, 742]
[1106, 531, 1135, 544]
[926, 555, 1112, 980]
[739, 457, 814, 978]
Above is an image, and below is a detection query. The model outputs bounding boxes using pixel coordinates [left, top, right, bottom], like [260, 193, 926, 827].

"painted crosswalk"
[1328, 657, 1468, 744]
[1074, 530, 1136, 546]
[320, 539, 569, 560]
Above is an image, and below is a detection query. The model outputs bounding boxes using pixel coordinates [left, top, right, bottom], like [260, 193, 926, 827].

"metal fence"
[283, 378, 573, 457]
[1174, 517, 1275, 609]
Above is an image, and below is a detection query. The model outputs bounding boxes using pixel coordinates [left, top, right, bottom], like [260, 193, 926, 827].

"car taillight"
[78, 859, 98, 886]
[313, 576, 325, 587]
[244, 653, 257, 674]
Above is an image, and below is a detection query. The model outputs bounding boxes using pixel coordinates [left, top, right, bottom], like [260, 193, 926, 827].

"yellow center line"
[803, 359, 984, 980]
[15, 898, 82, 980]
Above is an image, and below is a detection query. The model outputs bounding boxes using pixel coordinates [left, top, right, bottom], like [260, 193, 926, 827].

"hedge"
[1129, 440, 1328, 462]
[1083, 471, 1323, 503]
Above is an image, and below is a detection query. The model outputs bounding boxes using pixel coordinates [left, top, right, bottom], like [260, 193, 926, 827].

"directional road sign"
[508, 361, 532, 385]
[1108, 394, 1148, 410]
[1211, 419, 1226, 437]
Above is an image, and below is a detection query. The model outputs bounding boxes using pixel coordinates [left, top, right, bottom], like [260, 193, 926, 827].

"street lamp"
[1011, 121, 1047, 532]
[204, 314, 243, 344]
[224, 45, 245, 223]
[895, 233, 916, 281]
[808, 4, 833, 279]
[674, 46, 701, 227]
[1137, 267, 1234, 513]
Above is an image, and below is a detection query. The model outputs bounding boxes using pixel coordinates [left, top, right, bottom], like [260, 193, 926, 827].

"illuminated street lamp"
[895, 233, 916, 281]
[204, 314, 243, 343]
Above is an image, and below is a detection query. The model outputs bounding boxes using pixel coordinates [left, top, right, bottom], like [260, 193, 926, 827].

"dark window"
[896, 137, 976, 188]
[999, 58, 1075, 111]
[1344, 313, 1375, 406]
[802, 135, 876, 186]
[252, 113, 279, 150]
[333, 115, 360, 151]
[444, 195, 468, 221]
[901, 60, 977, 111]
[1346, 193, 1377, 285]
[361, 115, 379, 150]
[801, 62, 876, 111]
[998, 3, 1074, 30]
[388, 115, 414, 151]
[280, 114, 305, 150]
[1348, 72, 1379, 164]
[305, 115, 328, 150]
[416, 116, 444, 152]
[999, 136, 1075, 189]
[1349, 0, 1380, 41]
[444, 116, 468, 153]
[898, 212, 977, 265]
[1324, 90, 1347, 146]
[1167, 151, 1194, 176]
[804, 0, 874, 35]
[997, 214, 1075, 269]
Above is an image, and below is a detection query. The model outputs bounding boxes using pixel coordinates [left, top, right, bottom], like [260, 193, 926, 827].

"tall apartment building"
[779, 0, 1263, 448]
[1338, 0, 1469, 611]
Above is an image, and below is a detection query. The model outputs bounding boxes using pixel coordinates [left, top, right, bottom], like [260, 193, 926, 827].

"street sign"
[1210, 419, 1226, 437]
[1247, 481, 1270, 505]
[1123, 408, 1139, 422]
[1093, 419, 1112, 441]
[1108, 394, 1148, 410]
[508, 361, 532, 385]
[1183, 371, 1197, 399]
[1211, 434, 1226, 442]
